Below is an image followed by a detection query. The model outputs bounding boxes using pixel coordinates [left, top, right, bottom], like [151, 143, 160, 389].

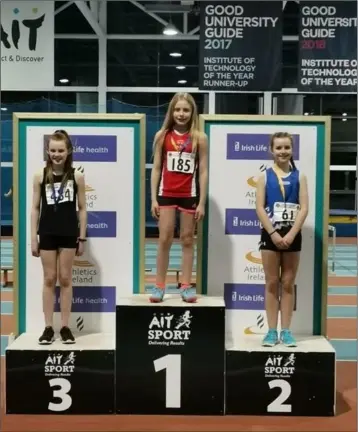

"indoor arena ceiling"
[53, 0, 301, 88]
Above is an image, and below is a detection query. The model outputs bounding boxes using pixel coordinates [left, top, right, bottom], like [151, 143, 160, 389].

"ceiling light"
[1, 107, 8, 111]
[176, 65, 186, 70]
[304, 112, 309, 116]
[178, 80, 187, 84]
[163, 23, 178, 36]
[59, 78, 69, 83]
[170, 52, 182, 57]
[342, 118, 347, 122]
[342, 112, 347, 116]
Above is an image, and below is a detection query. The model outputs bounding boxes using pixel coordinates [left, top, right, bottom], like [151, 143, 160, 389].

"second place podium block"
[115, 294, 226, 415]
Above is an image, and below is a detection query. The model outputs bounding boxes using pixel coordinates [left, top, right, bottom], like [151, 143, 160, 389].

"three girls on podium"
[30, 93, 308, 348]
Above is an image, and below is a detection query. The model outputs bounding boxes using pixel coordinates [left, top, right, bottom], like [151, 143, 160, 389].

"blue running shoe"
[180, 286, 197, 303]
[149, 287, 165, 303]
[280, 329, 297, 347]
[262, 329, 278, 347]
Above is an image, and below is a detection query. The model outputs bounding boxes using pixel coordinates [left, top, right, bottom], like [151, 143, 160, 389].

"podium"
[225, 335, 336, 416]
[6, 333, 115, 414]
[115, 294, 226, 415]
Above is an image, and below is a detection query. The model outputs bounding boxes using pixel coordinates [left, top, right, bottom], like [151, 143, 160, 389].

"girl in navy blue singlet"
[256, 132, 309, 348]
[31, 130, 87, 345]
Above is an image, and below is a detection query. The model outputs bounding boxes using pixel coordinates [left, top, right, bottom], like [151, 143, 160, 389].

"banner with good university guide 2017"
[198, 1, 282, 91]
[1, 1, 55, 90]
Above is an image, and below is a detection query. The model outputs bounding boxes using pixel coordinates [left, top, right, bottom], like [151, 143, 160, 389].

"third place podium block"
[225, 335, 336, 416]
[116, 294, 226, 415]
[6, 333, 115, 414]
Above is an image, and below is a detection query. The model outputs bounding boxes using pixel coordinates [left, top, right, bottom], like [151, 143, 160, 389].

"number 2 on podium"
[154, 354, 181, 409]
[267, 379, 292, 413]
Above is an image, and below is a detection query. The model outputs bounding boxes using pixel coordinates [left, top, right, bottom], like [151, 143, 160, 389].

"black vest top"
[38, 168, 79, 237]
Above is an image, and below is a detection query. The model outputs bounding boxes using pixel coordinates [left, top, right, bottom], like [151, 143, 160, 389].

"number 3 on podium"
[154, 354, 181, 409]
[48, 378, 72, 412]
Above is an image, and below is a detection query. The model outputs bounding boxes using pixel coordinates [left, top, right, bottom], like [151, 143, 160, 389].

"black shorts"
[157, 196, 199, 213]
[259, 226, 302, 253]
[39, 235, 78, 251]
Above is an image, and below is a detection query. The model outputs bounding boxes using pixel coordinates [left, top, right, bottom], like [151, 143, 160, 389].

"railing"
[328, 225, 336, 272]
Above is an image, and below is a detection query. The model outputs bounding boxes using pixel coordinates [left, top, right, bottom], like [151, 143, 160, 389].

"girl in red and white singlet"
[150, 93, 208, 303]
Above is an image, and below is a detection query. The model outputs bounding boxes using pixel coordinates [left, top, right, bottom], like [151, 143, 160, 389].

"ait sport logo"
[265, 353, 296, 378]
[244, 313, 266, 335]
[246, 164, 267, 188]
[44, 352, 76, 377]
[148, 310, 193, 347]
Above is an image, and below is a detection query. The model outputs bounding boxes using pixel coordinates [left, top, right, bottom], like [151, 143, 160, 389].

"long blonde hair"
[153, 92, 200, 155]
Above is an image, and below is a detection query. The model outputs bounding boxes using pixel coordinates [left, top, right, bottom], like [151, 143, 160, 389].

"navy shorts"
[259, 226, 302, 253]
[39, 235, 78, 251]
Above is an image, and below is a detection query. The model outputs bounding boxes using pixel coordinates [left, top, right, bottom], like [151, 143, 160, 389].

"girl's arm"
[288, 173, 309, 238]
[150, 131, 163, 203]
[198, 132, 209, 208]
[255, 174, 276, 234]
[30, 171, 42, 241]
[75, 171, 87, 239]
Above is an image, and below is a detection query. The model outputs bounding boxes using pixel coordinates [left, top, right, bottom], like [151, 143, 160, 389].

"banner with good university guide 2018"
[298, 1, 357, 92]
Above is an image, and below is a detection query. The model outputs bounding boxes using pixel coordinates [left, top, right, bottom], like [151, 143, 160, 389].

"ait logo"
[265, 354, 296, 378]
[1, 7, 46, 51]
[247, 164, 267, 188]
[148, 310, 193, 347]
[244, 313, 266, 335]
[44, 352, 76, 377]
[245, 250, 262, 265]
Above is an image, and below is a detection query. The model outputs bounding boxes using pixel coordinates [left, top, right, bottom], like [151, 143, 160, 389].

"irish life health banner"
[199, 116, 329, 346]
[14, 115, 144, 335]
[298, 1, 357, 92]
[198, 1, 282, 91]
[0, 1, 54, 90]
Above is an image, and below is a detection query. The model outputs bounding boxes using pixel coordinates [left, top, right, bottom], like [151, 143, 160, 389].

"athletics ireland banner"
[198, 1, 282, 91]
[298, 1, 357, 92]
[13, 114, 145, 335]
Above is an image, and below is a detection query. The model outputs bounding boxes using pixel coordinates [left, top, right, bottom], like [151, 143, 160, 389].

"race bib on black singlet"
[167, 151, 195, 174]
[45, 180, 74, 205]
[273, 202, 300, 223]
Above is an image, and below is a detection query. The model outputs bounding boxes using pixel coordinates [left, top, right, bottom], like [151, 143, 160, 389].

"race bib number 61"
[274, 202, 300, 222]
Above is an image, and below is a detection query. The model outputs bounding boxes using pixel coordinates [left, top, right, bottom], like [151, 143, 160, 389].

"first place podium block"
[116, 294, 226, 415]
[225, 335, 336, 417]
[6, 333, 115, 414]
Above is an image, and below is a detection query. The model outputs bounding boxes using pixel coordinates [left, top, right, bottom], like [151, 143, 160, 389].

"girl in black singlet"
[31, 130, 87, 345]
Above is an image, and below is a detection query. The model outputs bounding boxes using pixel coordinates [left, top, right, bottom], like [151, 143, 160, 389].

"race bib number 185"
[167, 152, 195, 174]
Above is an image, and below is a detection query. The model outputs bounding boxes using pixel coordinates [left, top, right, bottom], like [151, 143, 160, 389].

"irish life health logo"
[224, 284, 265, 311]
[43, 135, 117, 162]
[226, 133, 300, 161]
[225, 209, 261, 235]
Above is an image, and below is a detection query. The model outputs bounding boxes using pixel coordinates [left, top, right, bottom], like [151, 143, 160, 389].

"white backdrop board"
[13, 113, 145, 335]
[197, 115, 331, 345]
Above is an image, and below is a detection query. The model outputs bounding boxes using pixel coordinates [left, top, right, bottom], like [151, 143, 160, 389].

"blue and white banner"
[15, 116, 144, 334]
[0, 1, 55, 90]
[200, 117, 329, 345]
